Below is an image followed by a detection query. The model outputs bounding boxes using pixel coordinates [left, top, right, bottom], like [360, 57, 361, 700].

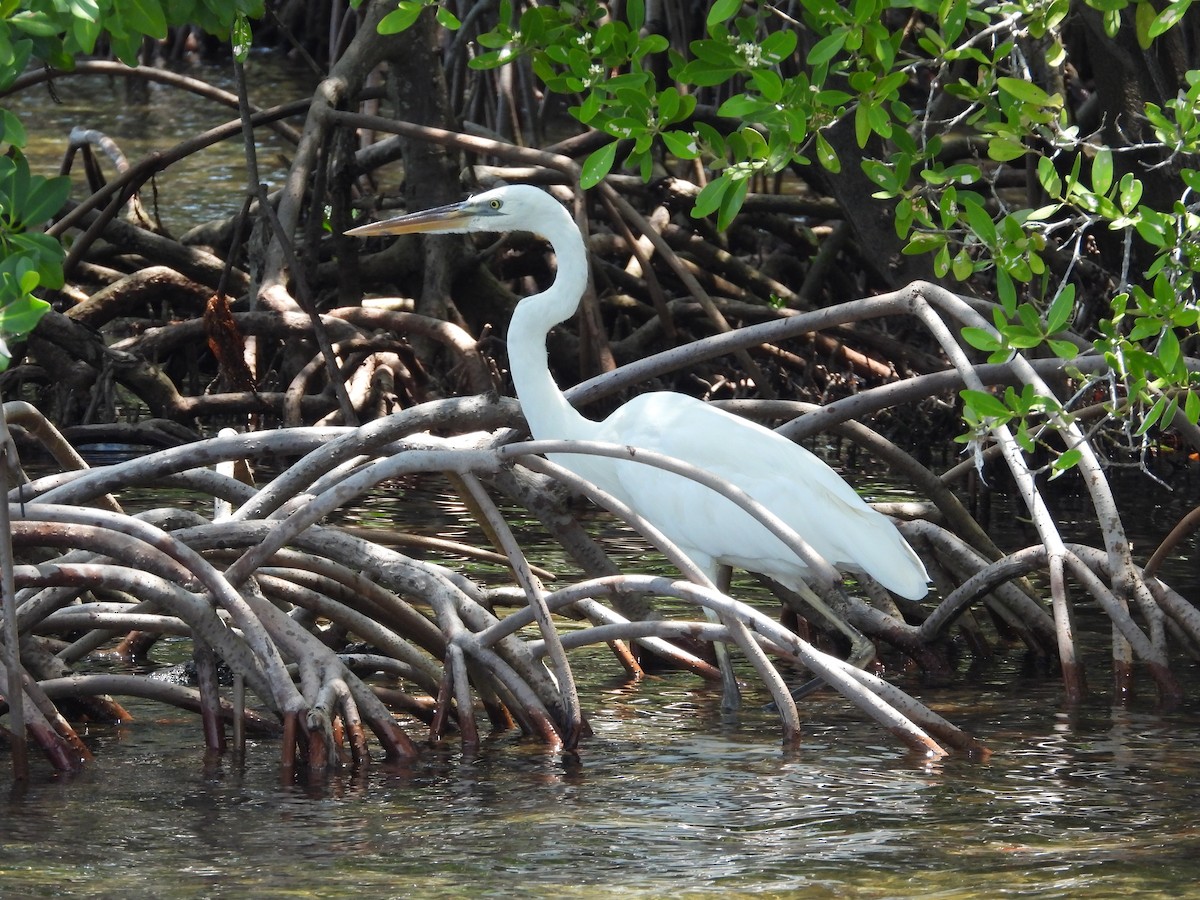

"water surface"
[4, 651, 1198, 899]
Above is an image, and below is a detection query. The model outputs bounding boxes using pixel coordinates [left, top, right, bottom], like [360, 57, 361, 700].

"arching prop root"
[8, 375, 1189, 772]
[1, 397, 971, 771]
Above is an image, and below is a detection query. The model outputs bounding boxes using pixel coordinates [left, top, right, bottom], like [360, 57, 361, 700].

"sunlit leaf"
[232, 12, 252, 62]
[706, 0, 741, 30]
[1051, 447, 1082, 476]
[580, 141, 618, 189]
[961, 326, 1001, 352]
[378, 2, 423, 35]
[961, 389, 1011, 419]
[1091, 147, 1113, 195]
[997, 77, 1055, 107]
[0, 293, 48, 337]
[815, 131, 840, 173]
[1135, 0, 1156, 47]
[1186, 389, 1200, 425]
[1045, 283, 1075, 334]
[660, 130, 699, 159]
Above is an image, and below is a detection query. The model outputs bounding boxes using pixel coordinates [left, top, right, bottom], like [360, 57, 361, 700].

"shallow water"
[5, 649, 1199, 899]
[9, 54, 314, 231]
[8, 458, 1200, 898]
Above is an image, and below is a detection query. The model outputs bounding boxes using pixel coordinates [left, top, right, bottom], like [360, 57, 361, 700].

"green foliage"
[957, 383, 1081, 477]
[0, 0, 266, 372]
[364, 0, 1200, 469]
[378, 0, 459, 36]
[0, 0, 262, 71]
[470, 0, 677, 188]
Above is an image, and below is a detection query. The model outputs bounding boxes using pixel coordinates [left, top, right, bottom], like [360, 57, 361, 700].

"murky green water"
[6, 463, 1200, 898]
[8, 55, 314, 231]
[8, 471, 1200, 884]
[4, 652, 1199, 899]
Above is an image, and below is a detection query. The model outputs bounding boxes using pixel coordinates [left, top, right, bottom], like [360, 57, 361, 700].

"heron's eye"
[489, 199, 503, 210]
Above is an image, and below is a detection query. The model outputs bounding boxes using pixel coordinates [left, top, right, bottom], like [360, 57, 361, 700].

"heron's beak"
[345, 200, 473, 237]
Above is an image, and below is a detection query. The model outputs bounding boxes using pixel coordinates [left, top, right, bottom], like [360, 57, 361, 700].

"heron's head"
[345, 184, 561, 238]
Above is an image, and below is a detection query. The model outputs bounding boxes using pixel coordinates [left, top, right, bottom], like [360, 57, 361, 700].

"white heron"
[347, 184, 929, 705]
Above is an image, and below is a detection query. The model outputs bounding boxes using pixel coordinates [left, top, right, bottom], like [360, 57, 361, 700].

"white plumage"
[349, 184, 929, 697]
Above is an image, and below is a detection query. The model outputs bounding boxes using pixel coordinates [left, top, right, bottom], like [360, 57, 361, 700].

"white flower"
[737, 42, 762, 67]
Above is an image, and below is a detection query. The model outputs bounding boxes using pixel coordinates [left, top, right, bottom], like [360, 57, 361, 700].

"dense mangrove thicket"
[0, 0, 1198, 774]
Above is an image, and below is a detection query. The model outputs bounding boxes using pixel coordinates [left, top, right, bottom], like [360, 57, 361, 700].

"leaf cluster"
[0, 0, 266, 369]
[365, 0, 1200, 472]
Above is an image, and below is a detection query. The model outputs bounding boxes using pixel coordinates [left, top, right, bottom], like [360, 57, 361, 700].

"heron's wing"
[592, 392, 928, 599]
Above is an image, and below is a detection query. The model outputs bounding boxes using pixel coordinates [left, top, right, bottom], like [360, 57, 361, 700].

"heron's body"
[348, 184, 929, 644]
[552, 391, 929, 599]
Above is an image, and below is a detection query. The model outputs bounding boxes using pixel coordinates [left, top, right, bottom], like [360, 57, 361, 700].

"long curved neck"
[507, 203, 593, 441]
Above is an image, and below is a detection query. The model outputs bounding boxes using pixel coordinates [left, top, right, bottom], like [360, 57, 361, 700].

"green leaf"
[1015, 419, 1035, 453]
[995, 267, 1016, 314]
[626, 0, 645, 31]
[436, 5, 461, 29]
[378, 2, 423, 35]
[962, 196, 997, 245]
[657, 86, 680, 123]
[951, 249, 974, 281]
[122, 0, 168, 39]
[1163, 395, 1181, 431]
[10, 11, 58, 38]
[717, 176, 749, 230]
[0, 294, 48, 338]
[815, 131, 840, 173]
[1045, 283, 1075, 333]
[1128, 316, 1163, 341]
[574, 92, 602, 123]
[1047, 339, 1078, 359]
[1118, 173, 1143, 212]
[1150, 0, 1192, 37]
[1158, 327, 1181, 374]
[1032, 156, 1060, 196]
[678, 62, 741, 86]
[997, 77, 1053, 107]
[1091, 147, 1113, 195]
[1052, 447, 1083, 475]
[960, 326, 1001, 351]
[661, 130, 699, 159]
[1185, 389, 1200, 426]
[1135, 0, 1156, 48]
[987, 137, 1027, 162]
[1135, 395, 1168, 436]
[18, 174, 70, 227]
[807, 30, 848, 66]
[749, 68, 783, 102]
[0, 107, 25, 147]
[854, 101, 872, 148]
[759, 28, 797, 62]
[718, 94, 766, 118]
[961, 389, 1011, 420]
[231, 12, 252, 62]
[706, 0, 741, 30]
[693, 177, 730, 219]
[579, 141, 618, 189]
[903, 232, 946, 254]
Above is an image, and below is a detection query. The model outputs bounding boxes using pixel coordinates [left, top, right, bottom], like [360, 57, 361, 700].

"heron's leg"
[791, 580, 875, 670]
[709, 565, 742, 712]
[764, 582, 875, 708]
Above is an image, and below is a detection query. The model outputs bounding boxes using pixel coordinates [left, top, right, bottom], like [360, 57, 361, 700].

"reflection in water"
[9, 57, 316, 231]
[7, 468, 1200, 896]
[4, 673, 1200, 898]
